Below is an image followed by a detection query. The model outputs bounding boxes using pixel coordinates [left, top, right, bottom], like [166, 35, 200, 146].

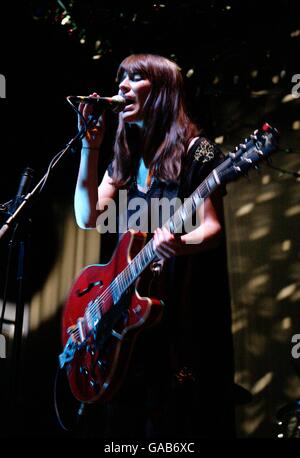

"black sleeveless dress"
[98, 137, 235, 438]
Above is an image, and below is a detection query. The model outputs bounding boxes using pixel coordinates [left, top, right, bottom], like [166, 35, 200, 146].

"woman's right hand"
[77, 92, 105, 150]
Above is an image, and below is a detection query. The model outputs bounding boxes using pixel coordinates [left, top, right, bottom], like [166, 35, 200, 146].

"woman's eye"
[118, 72, 144, 84]
[131, 73, 143, 81]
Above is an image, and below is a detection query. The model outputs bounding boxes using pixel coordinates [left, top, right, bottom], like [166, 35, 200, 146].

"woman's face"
[118, 71, 152, 124]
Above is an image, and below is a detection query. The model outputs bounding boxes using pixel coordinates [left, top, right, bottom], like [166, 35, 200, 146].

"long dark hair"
[111, 54, 200, 188]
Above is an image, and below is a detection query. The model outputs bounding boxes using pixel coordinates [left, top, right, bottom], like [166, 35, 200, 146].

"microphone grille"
[111, 95, 126, 113]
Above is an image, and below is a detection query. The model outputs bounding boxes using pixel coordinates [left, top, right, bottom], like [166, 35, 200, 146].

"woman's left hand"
[153, 227, 186, 260]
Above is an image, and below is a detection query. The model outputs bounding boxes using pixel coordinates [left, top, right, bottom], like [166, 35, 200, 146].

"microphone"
[8, 167, 35, 215]
[68, 95, 126, 113]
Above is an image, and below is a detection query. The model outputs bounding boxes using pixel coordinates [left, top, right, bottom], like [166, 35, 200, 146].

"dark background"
[0, 0, 300, 439]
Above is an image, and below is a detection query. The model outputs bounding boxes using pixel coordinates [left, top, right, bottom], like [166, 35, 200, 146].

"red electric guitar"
[59, 123, 279, 403]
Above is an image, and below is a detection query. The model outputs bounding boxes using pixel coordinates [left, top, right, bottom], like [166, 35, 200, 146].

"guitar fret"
[180, 206, 186, 223]
[140, 250, 145, 269]
[123, 270, 129, 290]
[130, 261, 137, 278]
[111, 280, 119, 304]
[136, 255, 141, 272]
[136, 258, 140, 275]
[129, 262, 136, 282]
[192, 192, 201, 207]
[84, 306, 91, 330]
[168, 217, 175, 233]
[93, 300, 101, 325]
[141, 252, 145, 268]
[173, 212, 182, 233]
[200, 176, 216, 198]
[118, 274, 124, 294]
[145, 245, 150, 259]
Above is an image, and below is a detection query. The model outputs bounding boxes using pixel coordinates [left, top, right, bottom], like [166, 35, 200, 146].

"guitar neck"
[165, 169, 219, 234]
[110, 169, 220, 303]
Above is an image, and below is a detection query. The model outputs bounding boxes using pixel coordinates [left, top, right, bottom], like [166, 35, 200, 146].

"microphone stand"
[0, 107, 95, 431]
[0, 98, 103, 240]
[0, 136, 82, 240]
[0, 168, 35, 424]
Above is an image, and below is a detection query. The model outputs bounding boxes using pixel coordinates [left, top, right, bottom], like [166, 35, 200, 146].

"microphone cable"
[266, 148, 300, 179]
[37, 97, 89, 194]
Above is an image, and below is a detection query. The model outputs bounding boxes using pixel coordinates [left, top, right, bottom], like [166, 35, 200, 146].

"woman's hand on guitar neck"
[153, 227, 187, 260]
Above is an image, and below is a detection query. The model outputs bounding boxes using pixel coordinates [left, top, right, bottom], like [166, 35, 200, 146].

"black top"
[105, 137, 235, 438]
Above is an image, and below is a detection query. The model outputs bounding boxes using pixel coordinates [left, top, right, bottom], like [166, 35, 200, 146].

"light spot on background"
[236, 202, 255, 217]
[251, 372, 273, 395]
[249, 227, 270, 240]
[276, 283, 298, 301]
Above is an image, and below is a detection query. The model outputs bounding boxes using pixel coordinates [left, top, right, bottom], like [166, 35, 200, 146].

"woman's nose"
[119, 76, 130, 93]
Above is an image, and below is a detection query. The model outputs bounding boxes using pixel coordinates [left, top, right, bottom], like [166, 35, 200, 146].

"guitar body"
[61, 230, 163, 403]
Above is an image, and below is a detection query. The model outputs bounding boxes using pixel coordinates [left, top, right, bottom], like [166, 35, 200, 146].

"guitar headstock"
[216, 123, 279, 185]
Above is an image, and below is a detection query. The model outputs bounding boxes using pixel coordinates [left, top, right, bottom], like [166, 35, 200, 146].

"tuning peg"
[254, 129, 258, 135]
[239, 144, 247, 149]
[244, 138, 248, 143]
[233, 165, 250, 179]
[228, 152, 236, 158]
[243, 157, 253, 163]
[235, 146, 239, 152]
[234, 166, 242, 173]
[256, 149, 264, 156]
[250, 134, 258, 140]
